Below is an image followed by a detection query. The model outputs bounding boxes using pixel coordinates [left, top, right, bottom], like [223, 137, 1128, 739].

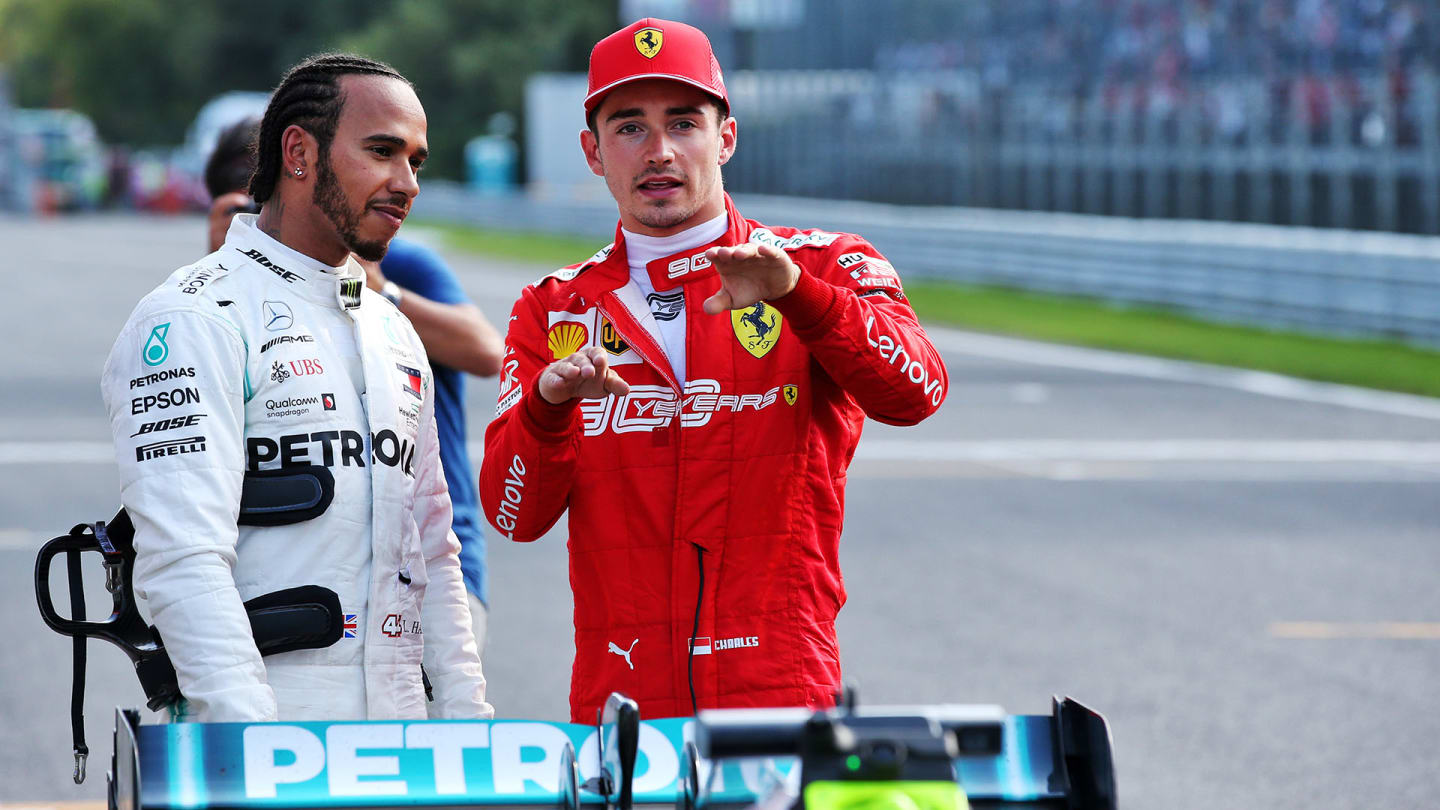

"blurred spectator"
[865, 0, 1431, 140]
[203, 117, 261, 252]
[105, 147, 133, 209]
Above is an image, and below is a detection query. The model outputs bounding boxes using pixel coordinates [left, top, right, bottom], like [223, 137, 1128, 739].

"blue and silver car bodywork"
[107, 694, 1114, 810]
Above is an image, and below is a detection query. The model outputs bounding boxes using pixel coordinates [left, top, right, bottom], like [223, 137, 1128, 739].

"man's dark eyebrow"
[604, 107, 644, 124]
[604, 105, 706, 124]
[363, 133, 428, 160]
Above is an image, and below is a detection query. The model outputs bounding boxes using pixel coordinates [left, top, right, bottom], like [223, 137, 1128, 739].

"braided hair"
[249, 53, 410, 203]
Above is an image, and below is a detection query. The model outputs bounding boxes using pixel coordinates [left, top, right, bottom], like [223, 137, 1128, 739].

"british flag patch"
[343, 613, 358, 639]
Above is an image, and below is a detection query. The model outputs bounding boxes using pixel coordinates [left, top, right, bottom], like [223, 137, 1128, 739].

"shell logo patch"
[547, 321, 589, 360]
[783, 384, 798, 405]
[634, 27, 663, 58]
[731, 301, 782, 358]
[600, 318, 631, 356]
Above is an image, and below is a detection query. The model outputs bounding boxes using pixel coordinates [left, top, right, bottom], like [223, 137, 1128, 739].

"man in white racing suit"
[99, 54, 492, 722]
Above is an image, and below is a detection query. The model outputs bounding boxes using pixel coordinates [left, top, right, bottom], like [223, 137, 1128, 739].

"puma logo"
[608, 639, 638, 670]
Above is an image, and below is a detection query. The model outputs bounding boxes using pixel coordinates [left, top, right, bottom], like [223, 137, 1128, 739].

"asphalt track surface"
[2, 214, 1438, 809]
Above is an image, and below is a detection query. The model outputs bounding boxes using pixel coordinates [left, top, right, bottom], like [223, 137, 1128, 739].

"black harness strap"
[66, 526, 89, 784]
[40, 469, 338, 784]
[688, 543, 705, 717]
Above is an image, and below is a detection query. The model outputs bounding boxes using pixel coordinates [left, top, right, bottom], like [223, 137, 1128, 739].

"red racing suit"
[480, 196, 947, 721]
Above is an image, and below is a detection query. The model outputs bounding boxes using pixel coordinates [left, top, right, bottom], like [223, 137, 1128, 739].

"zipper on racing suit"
[595, 297, 704, 713]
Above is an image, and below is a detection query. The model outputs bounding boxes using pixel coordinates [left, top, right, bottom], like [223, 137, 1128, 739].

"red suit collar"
[574, 195, 752, 297]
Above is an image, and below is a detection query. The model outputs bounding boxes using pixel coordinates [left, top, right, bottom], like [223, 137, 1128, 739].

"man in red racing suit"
[480, 18, 948, 722]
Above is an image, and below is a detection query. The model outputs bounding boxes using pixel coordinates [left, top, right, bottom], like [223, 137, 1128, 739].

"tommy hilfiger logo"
[396, 364, 423, 399]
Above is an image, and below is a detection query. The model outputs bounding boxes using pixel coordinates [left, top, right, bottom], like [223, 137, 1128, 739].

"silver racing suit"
[101, 215, 492, 721]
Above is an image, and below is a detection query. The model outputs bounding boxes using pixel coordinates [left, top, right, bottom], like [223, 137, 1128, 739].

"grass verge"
[423, 220, 1440, 398]
[905, 280, 1440, 398]
[422, 221, 607, 268]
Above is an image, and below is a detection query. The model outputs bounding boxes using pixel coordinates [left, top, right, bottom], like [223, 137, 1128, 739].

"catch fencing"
[719, 69, 1440, 236]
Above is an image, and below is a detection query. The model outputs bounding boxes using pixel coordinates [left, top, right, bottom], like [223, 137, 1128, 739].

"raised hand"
[701, 242, 801, 315]
[538, 346, 632, 404]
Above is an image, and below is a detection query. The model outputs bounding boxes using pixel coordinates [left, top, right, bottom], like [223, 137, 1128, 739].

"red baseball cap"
[585, 18, 728, 115]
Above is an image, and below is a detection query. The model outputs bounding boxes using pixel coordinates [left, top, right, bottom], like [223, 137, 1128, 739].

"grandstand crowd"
[873, 1, 1433, 145]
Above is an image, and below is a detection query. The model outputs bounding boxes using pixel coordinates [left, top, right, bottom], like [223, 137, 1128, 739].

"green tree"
[0, 0, 616, 179]
[340, 0, 615, 179]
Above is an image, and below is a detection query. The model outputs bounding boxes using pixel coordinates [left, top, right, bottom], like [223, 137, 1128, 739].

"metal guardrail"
[414, 182, 1440, 347]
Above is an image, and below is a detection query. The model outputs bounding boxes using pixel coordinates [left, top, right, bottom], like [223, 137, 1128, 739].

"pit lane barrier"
[103, 690, 1115, 810]
[414, 182, 1440, 348]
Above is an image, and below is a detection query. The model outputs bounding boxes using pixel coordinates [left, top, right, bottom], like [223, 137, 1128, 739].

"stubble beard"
[313, 153, 389, 262]
[632, 176, 707, 231]
[627, 165, 715, 231]
[634, 199, 695, 231]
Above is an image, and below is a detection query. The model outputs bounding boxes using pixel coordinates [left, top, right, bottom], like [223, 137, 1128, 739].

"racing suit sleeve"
[101, 306, 276, 722]
[769, 239, 948, 424]
[479, 286, 582, 543]
[412, 349, 494, 718]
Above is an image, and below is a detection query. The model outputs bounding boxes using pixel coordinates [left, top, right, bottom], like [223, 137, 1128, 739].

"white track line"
[4, 439, 1440, 466]
[0, 442, 114, 464]
[1270, 622, 1440, 639]
[926, 327, 1440, 421]
[8, 329, 1437, 467]
[853, 440, 1440, 463]
[0, 804, 108, 810]
[0, 529, 35, 550]
[463, 269, 1440, 421]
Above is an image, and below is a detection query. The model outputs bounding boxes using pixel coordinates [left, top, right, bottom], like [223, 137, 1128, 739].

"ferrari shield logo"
[600, 318, 630, 356]
[783, 384, 798, 405]
[731, 301, 782, 358]
[634, 27, 663, 58]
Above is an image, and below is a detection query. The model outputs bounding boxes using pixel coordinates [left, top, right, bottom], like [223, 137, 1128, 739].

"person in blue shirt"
[363, 240, 502, 650]
[204, 118, 503, 652]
